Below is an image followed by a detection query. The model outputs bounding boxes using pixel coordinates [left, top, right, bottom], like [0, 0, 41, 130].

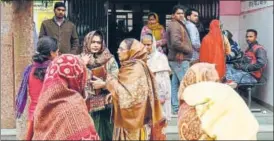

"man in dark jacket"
[166, 5, 193, 114]
[226, 29, 267, 84]
[39, 2, 79, 54]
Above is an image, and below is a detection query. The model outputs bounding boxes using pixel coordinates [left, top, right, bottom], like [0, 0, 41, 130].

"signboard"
[241, 1, 273, 13]
[33, 0, 63, 34]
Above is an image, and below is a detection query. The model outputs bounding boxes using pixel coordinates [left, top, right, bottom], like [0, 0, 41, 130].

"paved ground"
[1, 102, 273, 140]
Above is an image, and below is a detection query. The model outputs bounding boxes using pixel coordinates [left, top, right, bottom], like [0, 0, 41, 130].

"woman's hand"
[105, 93, 112, 104]
[90, 76, 106, 89]
[160, 98, 166, 104]
[159, 95, 166, 104]
[81, 54, 91, 65]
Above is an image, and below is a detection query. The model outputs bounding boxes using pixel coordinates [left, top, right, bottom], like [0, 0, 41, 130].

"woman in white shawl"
[141, 33, 172, 121]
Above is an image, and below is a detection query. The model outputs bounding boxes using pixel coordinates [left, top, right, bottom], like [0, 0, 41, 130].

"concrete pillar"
[1, 1, 34, 133]
[1, 2, 16, 129]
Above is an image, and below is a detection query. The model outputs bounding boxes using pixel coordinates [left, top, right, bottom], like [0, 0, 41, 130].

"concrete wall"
[1, 1, 34, 129]
[220, 1, 273, 107]
[239, 1, 273, 107]
[220, 1, 241, 42]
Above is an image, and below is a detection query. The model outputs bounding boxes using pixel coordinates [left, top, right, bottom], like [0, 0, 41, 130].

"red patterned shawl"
[32, 54, 100, 140]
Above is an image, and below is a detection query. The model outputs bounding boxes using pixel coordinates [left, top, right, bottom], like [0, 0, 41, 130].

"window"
[165, 15, 172, 28]
[115, 11, 133, 32]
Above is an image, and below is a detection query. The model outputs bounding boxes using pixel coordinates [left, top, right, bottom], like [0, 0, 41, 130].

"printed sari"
[32, 54, 100, 140]
[177, 63, 259, 140]
[106, 39, 166, 140]
[81, 30, 119, 141]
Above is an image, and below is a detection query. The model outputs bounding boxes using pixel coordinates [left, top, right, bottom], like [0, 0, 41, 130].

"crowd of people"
[15, 2, 268, 140]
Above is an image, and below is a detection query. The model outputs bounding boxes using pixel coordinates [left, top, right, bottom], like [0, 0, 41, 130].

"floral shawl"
[106, 39, 164, 130]
[32, 54, 100, 140]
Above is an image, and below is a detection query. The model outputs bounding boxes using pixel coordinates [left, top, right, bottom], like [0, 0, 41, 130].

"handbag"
[86, 65, 112, 113]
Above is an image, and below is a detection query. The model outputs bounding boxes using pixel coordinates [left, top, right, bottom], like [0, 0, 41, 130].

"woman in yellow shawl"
[104, 38, 166, 140]
[177, 63, 259, 140]
[141, 12, 167, 54]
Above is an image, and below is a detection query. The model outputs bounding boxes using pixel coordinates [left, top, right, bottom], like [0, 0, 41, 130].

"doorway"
[67, 0, 219, 58]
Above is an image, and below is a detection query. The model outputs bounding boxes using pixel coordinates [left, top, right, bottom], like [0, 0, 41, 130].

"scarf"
[178, 63, 220, 101]
[81, 30, 113, 68]
[147, 13, 164, 41]
[200, 20, 226, 79]
[142, 34, 171, 73]
[32, 54, 99, 140]
[107, 39, 163, 129]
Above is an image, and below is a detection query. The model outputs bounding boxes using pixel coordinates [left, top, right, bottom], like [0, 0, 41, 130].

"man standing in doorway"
[185, 8, 201, 65]
[166, 5, 193, 114]
[39, 2, 79, 54]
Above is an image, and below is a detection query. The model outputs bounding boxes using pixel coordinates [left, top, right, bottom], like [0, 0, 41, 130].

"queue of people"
[15, 2, 268, 141]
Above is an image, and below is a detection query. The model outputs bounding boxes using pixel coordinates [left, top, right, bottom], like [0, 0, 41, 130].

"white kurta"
[154, 71, 172, 121]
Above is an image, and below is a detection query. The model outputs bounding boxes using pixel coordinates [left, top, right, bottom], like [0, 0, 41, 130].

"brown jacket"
[166, 20, 193, 61]
[39, 18, 79, 54]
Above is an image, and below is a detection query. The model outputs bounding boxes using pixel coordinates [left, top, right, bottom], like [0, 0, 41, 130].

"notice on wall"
[33, 0, 63, 34]
[241, 1, 273, 13]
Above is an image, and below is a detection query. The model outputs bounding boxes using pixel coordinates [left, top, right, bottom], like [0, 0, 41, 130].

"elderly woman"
[141, 33, 172, 121]
[81, 30, 119, 141]
[32, 54, 100, 140]
[104, 38, 165, 140]
[177, 63, 259, 140]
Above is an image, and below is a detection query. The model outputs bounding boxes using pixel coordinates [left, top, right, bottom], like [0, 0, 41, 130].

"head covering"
[82, 30, 113, 68]
[108, 39, 163, 129]
[32, 54, 100, 140]
[182, 82, 259, 140]
[199, 19, 226, 79]
[121, 38, 148, 64]
[223, 30, 233, 40]
[141, 34, 171, 73]
[178, 63, 219, 100]
[15, 65, 33, 118]
[54, 2, 66, 9]
[147, 13, 164, 41]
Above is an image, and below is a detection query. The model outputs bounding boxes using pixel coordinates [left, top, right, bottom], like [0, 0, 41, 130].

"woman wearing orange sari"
[199, 20, 231, 81]
[32, 54, 100, 140]
[105, 38, 166, 140]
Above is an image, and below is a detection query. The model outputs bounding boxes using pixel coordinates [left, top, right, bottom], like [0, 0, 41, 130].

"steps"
[166, 124, 273, 140]
[166, 110, 273, 140]
[1, 129, 16, 140]
[1, 108, 273, 140]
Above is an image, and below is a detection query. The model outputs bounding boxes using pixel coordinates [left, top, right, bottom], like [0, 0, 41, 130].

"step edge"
[1, 129, 16, 136]
[165, 125, 273, 133]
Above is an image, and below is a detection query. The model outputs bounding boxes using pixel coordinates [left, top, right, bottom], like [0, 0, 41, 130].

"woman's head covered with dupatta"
[178, 62, 220, 100]
[118, 38, 148, 63]
[43, 54, 87, 97]
[33, 54, 100, 140]
[82, 30, 113, 68]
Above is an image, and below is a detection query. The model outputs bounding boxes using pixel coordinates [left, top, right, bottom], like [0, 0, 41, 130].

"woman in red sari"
[199, 20, 231, 81]
[31, 54, 99, 140]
